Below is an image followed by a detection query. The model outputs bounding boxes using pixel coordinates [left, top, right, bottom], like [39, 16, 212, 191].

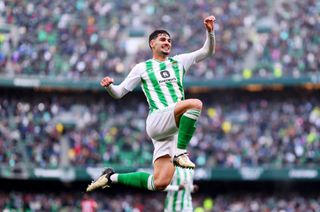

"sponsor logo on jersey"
[158, 77, 177, 83]
[160, 70, 171, 78]
[158, 70, 177, 83]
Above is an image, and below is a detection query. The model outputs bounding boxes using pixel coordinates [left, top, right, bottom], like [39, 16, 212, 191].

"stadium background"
[0, 0, 319, 211]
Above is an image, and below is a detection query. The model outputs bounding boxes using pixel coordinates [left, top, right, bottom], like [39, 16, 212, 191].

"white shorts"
[146, 104, 179, 163]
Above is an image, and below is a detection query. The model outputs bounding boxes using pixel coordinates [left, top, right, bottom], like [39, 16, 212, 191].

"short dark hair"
[148, 29, 170, 49]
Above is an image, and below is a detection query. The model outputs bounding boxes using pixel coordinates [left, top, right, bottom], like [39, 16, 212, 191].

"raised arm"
[193, 16, 216, 63]
[174, 16, 216, 72]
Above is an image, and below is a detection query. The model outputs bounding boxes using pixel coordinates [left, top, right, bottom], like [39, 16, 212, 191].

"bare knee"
[188, 98, 203, 110]
[153, 156, 175, 191]
[154, 177, 171, 191]
[175, 99, 203, 120]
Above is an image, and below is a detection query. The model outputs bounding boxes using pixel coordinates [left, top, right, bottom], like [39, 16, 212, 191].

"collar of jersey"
[152, 58, 169, 63]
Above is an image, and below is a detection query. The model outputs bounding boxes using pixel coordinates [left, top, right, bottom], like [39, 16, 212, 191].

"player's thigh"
[153, 155, 175, 188]
[146, 106, 178, 140]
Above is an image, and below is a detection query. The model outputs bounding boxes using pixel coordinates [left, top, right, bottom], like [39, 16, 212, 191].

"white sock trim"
[176, 148, 187, 156]
[147, 175, 156, 191]
[110, 173, 118, 183]
[183, 109, 201, 120]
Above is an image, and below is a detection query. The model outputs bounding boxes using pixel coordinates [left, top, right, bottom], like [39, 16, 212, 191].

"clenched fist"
[204, 16, 216, 32]
[100, 76, 114, 88]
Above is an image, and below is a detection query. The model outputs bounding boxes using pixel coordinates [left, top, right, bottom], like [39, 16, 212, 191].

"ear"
[150, 39, 155, 49]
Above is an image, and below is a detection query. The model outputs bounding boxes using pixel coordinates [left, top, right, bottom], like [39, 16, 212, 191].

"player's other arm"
[100, 65, 141, 99]
[100, 77, 128, 99]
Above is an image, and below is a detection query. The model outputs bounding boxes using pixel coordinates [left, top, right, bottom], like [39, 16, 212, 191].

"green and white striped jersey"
[164, 167, 195, 212]
[121, 53, 198, 112]
[107, 31, 214, 109]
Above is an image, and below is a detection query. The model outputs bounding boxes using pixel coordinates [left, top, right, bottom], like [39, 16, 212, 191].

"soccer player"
[164, 166, 198, 212]
[86, 15, 216, 192]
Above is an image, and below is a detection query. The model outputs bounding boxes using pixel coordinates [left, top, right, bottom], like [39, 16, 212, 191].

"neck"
[152, 54, 168, 62]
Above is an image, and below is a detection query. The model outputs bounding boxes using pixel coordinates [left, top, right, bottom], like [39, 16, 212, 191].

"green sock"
[118, 172, 156, 190]
[177, 109, 201, 151]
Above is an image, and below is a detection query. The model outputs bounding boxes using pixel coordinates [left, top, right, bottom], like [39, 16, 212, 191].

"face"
[150, 33, 171, 56]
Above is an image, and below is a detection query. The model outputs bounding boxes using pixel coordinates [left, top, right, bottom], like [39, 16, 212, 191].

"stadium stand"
[1, 89, 319, 169]
[1, 191, 320, 211]
[0, 0, 318, 79]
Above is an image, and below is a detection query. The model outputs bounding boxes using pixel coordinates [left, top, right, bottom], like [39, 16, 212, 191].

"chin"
[162, 51, 170, 56]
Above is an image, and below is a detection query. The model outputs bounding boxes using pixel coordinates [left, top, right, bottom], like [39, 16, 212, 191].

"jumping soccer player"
[86, 15, 216, 192]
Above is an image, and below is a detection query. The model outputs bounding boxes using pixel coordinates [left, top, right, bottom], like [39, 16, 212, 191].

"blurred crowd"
[0, 0, 318, 79]
[254, 0, 319, 78]
[1, 191, 320, 211]
[0, 191, 164, 212]
[0, 89, 319, 169]
[194, 91, 320, 168]
[212, 193, 320, 212]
